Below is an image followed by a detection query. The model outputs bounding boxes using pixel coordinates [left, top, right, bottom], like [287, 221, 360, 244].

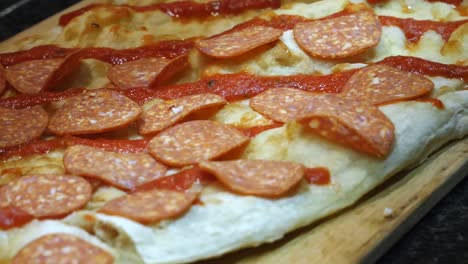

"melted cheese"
[0, 0, 467, 263]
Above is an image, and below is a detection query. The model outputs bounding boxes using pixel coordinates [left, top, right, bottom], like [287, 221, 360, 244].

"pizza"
[0, 0, 467, 263]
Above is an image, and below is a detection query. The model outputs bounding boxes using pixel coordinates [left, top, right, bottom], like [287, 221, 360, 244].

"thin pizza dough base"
[2, 90, 464, 264]
[0, 0, 467, 263]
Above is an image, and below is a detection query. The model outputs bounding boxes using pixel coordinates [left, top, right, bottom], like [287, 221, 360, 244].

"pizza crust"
[0, 0, 467, 263]
[56, 91, 467, 264]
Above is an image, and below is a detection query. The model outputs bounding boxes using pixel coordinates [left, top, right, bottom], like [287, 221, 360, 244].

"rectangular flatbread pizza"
[0, 0, 467, 263]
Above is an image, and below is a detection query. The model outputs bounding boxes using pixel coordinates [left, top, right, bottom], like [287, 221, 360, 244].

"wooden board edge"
[360, 138, 468, 263]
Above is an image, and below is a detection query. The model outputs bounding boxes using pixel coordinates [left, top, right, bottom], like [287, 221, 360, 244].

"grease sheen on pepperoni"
[0, 106, 48, 148]
[298, 94, 395, 158]
[341, 65, 434, 105]
[294, 11, 381, 59]
[200, 160, 305, 197]
[0, 174, 92, 218]
[148, 120, 249, 167]
[250, 88, 315, 123]
[48, 89, 141, 135]
[139, 93, 226, 135]
[196, 26, 284, 58]
[108, 55, 188, 89]
[64, 145, 167, 190]
[99, 189, 198, 223]
[12, 233, 113, 264]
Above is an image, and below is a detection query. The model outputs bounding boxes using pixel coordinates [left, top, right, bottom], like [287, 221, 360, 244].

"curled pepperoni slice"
[4, 52, 80, 94]
[48, 89, 141, 135]
[200, 160, 304, 198]
[139, 93, 226, 135]
[108, 55, 189, 89]
[294, 12, 381, 59]
[0, 106, 48, 148]
[12, 233, 113, 264]
[250, 88, 314, 123]
[341, 65, 434, 105]
[64, 145, 167, 191]
[0, 174, 92, 218]
[99, 189, 198, 223]
[196, 26, 284, 58]
[298, 94, 394, 158]
[148, 120, 249, 167]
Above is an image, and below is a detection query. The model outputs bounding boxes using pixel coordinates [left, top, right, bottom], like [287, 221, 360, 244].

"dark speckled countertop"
[0, 1, 467, 263]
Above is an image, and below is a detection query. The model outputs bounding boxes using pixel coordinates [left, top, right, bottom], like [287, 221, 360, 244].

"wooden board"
[1, 1, 467, 263]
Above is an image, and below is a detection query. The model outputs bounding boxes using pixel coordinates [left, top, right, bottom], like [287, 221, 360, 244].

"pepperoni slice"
[108, 55, 189, 89]
[0, 174, 92, 218]
[4, 52, 80, 94]
[294, 12, 381, 59]
[196, 26, 284, 58]
[341, 65, 434, 105]
[12, 233, 113, 264]
[298, 94, 395, 158]
[0, 106, 48, 148]
[0, 64, 5, 95]
[99, 189, 198, 223]
[64, 145, 167, 190]
[139, 93, 226, 135]
[200, 160, 304, 197]
[250, 88, 315, 123]
[48, 89, 141, 135]
[148, 120, 249, 167]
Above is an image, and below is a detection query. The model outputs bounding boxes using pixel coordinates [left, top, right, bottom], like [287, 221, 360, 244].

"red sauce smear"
[134, 166, 214, 192]
[73, 40, 194, 64]
[240, 123, 283, 138]
[65, 137, 149, 153]
[0, 139, 65, 161]
[0, 87, 85, 109]
[304, 167, 331, 185]
[377, 56, 468, 82]
[59, 0, 281, 27]
[0, 45, 76, 67]
[379, 16, 468, 44]
[123, 70, 355, 104]
[1, 56, 465, 108]
[414, 98, 445, 109]
[0, 41, 193, 67]
[0, 206, 34, 230]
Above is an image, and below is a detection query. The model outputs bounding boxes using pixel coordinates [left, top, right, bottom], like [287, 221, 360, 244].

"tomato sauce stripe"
[59, 0, 281, 26]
